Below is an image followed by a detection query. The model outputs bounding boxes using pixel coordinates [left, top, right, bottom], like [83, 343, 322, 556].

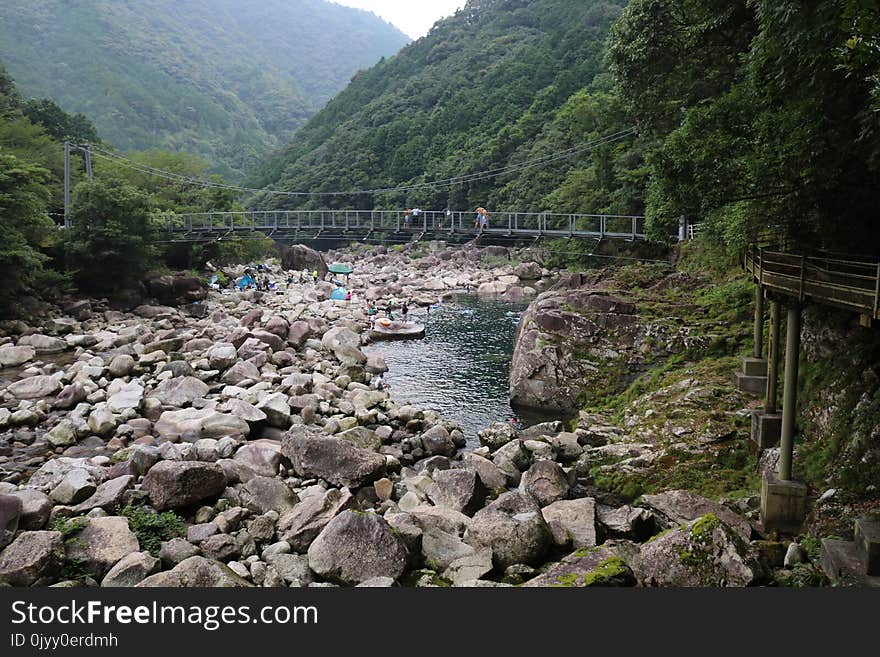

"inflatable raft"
[370, 317, 426, 340]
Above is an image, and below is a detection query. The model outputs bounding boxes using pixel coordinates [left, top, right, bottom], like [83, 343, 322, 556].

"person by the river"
[312, 269, 318, 283]
[401, 301, 409, 322]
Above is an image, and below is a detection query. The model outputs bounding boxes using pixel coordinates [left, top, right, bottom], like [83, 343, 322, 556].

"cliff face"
[508, 271, 717, 413]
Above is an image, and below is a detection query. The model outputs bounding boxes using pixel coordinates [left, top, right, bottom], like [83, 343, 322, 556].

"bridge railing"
[160, 210, 647, 240]
[745, 247, 880, 321]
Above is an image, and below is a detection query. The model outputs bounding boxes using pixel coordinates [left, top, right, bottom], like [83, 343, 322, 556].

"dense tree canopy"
[250, 0, 640, 215]
[608, 0, 880, 253]
[0, 0, 409, 180]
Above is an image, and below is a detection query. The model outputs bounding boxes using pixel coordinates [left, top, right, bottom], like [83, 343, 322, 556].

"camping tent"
[330, 288, 349, 301]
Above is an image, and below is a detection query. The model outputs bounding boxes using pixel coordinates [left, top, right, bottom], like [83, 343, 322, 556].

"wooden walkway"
[744, 247, 880, 324]
[159, 209, 647, 242]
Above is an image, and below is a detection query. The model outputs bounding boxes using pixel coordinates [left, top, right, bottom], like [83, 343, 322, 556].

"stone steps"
[733, 357, 767, 395]
[820, 516, 880, 586]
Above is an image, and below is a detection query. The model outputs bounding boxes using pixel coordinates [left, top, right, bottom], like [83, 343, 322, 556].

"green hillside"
[0, 0, 409, 179]
[250, 0, 640, 215]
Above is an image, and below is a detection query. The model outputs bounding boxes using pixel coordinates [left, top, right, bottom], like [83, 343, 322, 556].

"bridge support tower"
[760, 302, 807, 533]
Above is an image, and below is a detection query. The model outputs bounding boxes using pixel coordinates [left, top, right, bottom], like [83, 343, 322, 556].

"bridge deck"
[160, 210, 647, 241]
[745, 247, 880, 322]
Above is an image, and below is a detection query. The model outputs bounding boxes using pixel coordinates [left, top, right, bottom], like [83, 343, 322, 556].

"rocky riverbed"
[0, 242, 811, 587]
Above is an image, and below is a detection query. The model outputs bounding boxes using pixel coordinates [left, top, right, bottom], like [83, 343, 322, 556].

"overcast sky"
[331, 1, 467, 39]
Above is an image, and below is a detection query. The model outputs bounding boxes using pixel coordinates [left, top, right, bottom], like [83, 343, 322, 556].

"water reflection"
[365, 294, 560, 446]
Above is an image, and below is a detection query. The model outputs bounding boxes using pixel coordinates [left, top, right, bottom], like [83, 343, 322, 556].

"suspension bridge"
[156, 209, 647, 243]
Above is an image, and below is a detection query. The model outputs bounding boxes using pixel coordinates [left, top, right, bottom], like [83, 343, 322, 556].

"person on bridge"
[411, 208, 422, 227]
[403, 208, 413, 227]
[479, 208, 489, 230]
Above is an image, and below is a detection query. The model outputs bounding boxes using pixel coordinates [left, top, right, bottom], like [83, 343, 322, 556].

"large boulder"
[143, 272, 205, 305]
[221, 360, 261, 386]
[462, 452, 508, 492]
[464, 491, 552, 568]
[281, 429, 386, 488]
[0, 494, 21, 548]
[278, 487, 354, 552]
[66, 516, 140, 578]
[307, 511, 408, 585]
[154, 408, 249, 441]
[478, 422, 519, 451]
[207, 343, 238, 370]
[639, 490, 752, 541]
[541, 498, 597, 549]
[280, 244, 327, 278]
[519, 460, 570, 507]
[7, 374, 62, 399]
[18, 333, 67, 353]
[0, 531, 65, 586]
[233, 441, 284, 477]
[509, 288, 640, 412]
[142, 461, 227, 510]
[149, 376, 209, 407]
[106, 380, 144, 413]
[321, 326, 360, 352]
[638, 514, 760, 587]
[426, 469, 487, 516]
[239, 476, 299, 515]
[137, 555, 253, 587]
[0, 344, 35, 368]
[8, 490, 52, 530]
[523, 544, 637, 587]
[101, 551, 161, 587]
[420, 425, 457, 457]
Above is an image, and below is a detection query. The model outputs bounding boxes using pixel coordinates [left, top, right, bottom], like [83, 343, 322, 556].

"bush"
[117, 504, 185, 556]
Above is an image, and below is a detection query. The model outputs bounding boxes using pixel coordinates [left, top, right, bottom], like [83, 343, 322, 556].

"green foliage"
[65, 177, 158, 293]
[251, 0, 640, 214]
[0, 149, 57, 313]
[117, 504, 185, 557]
[48, 516, 88, 543]
[0, 1, 409, 179]
[609, 0, 880, 254]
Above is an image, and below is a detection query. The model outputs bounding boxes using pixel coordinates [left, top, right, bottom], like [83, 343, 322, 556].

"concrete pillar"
[753, 286, 765, 359]
[779, 304, 801, 481]
[765, 300, 781, 413]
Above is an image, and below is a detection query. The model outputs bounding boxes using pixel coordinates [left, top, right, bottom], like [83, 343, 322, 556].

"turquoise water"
[365, 294, 559, 445]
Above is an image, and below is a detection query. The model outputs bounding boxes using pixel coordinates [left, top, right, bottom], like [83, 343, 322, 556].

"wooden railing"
[745, 247, 880, 322]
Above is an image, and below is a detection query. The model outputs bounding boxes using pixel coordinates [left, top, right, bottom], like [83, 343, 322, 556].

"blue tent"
[236, 274, 255, 290]
[330, 288, 348, 300]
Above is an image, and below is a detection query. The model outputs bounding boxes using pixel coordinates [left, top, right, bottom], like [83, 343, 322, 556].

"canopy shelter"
[328, 263, 353, 275]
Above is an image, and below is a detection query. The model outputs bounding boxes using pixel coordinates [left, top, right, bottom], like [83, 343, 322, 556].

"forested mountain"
[251, 0, 641, 215]
[0, 0, 409, 179]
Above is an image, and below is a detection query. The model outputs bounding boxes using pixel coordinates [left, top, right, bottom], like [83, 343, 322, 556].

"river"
[364, 294, 559, 446]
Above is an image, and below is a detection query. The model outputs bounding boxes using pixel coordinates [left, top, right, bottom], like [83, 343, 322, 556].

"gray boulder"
[464, 491, 551, 568]
[240, 476, 299, 515]
[101, 551, 161, 587]
[142, 461, 226, 510]
[7, 375, 62, 399]
[256, 393, 292, 428]
[421, 425, 456, 457]
[308, 511, 408, 585]
[72, 475, 134, 513]
[108, 354, 136, 378]
[491, 439, 531, 486]
[282, 429, 386, 488]
[0, 531, 64, 586]
[50, 468, 96, 505]
[426, 469, 487, 516]
[519, 460, 570, 507]
[0, 344, 35, 367]
[478, 422, 519, 451]
[9, 489, 52, 530]
[207, 343, 238, 370]
[154, 408, 249, 441]
[523, 544, 637, 587]
[150, 376, 209, 407]
[541, 498, 597, 549]
[278, 487, 354, 552]
[65, 516, 140, 578]
[639, 490, 751, 541]
[638, 514, 759, 587]
[137, 555, 253, 587]
[233, 441, 284, 477]
[461, 452, 508, 492]
[0, 494, 21, 548]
